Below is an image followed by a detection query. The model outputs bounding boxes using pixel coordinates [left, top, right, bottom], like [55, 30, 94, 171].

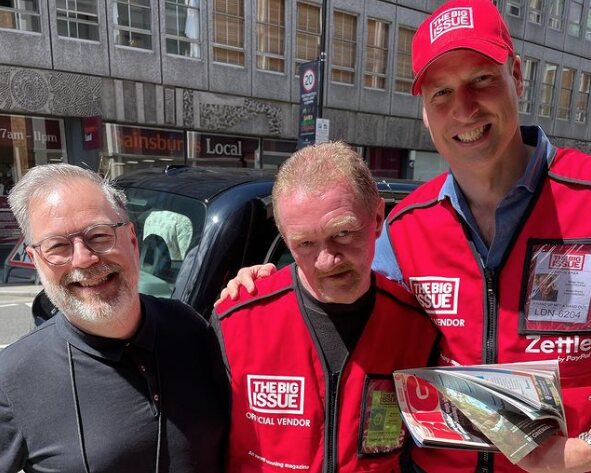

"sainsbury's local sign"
[187, 132, 259, 161]
[106, 124, 185, 158]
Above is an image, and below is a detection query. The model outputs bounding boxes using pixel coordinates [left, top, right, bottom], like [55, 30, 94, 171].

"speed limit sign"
[302, 69, 316, 92]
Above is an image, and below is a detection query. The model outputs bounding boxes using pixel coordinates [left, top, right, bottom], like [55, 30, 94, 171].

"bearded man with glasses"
[0, 164, 229, 473]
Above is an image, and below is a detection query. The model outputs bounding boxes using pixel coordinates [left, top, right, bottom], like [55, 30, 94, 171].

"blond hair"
[272, 141, 379, 229]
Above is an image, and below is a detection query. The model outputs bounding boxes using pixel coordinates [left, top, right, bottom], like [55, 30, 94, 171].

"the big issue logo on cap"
[430, 7, 474, 43]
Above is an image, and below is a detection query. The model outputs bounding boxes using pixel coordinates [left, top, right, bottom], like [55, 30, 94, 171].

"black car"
[33, 165, 421, 322]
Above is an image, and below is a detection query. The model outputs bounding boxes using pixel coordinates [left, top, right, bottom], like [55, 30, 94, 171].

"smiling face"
[26, 178, 140, 335]
[420, 50, 524, 173]
[277, 181, 384, 304]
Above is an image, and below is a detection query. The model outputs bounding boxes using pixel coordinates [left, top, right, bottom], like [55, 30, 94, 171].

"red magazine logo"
[247, 375, 305, 414]
[409, 277, 460, 315]
[549, 253, 584, 271]
[430, 7, 473, 43]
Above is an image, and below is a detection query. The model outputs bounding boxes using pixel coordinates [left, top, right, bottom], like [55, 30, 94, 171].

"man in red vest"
[218, 0, 591, 471]
[213, 141, 438, 473]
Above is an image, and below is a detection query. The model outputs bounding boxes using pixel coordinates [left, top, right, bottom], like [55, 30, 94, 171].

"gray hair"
[272, 141, 379, 230]
[8, 164, 128, 243]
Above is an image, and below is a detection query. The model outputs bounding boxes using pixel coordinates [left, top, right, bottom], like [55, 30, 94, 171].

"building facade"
[0, 0, 589, 188]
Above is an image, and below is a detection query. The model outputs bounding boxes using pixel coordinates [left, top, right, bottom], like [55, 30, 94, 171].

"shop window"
[165, 0, 201, 58]
[56, 0, 98, 40]
[539, 62, 557, 118]
[0, 0, 40, 32]
[557, 67, 575, 120]
[261, 138, 296, 169]
[364, 18, 389, 90]
[213, 0, 244, 66]
[367, 147, 403, 179]
[395, 26, 414, 94]
[256, 0, 284, 72]
[113, 0, 152, 49]
[586, 8, 591, 41]
[519, 58, 538, 114]
[331, 11, 356, 85]
[187, 132, 259, 168]
[412, 151, 448, 181]
[576, 72, 591, 124]
[103, 124, 185, 178]
[0, 115, 66, 195]
[295, 2, 320, 75]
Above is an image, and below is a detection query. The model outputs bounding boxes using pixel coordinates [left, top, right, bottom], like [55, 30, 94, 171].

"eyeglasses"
[30, 222, 129, 266]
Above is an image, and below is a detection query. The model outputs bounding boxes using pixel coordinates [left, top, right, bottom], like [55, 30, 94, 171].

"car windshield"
[125, 188, 207, 297]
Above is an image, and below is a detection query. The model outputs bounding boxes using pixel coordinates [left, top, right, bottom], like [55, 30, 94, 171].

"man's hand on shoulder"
[214, 264, 277, 308]
[517, 435, 591, 473]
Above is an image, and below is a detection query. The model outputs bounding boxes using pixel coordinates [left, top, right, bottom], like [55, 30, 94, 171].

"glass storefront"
[103, 123, 186, 178]
[260, 139, 297, 169]
[366, 146, 405, 179]
[104, 124, 268, 175]
[187, 132, 260, 167]
[0, 114, 67, 195]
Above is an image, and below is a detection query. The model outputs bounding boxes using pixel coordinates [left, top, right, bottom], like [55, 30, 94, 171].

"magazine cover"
[393, 360, 566, 464]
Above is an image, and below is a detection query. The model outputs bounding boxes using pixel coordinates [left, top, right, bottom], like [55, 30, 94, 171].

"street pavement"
[0, 282, 42, 300]
[0, 282, 42, 349]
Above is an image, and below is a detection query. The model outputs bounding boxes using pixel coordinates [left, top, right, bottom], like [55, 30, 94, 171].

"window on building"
[331, 11, 356, 85]
[548, 0, 564, 30]
[539, 62, 558, 117]
[506, 0, 522, 17]
[295, 2, 320, 74]
[57, 0, 99, 40]
[576, 72, 591, 123]
[527, 0, 543, 24]
[394, 26, 414, 94]
[567, 0, 583, 36]
[165, 0, 200, 58]
[256, 0, 285, 72]
[113, 0, 152, 49]
[364, 18, 389, 90]
[557, 67, 575, 120]
[519, 58, 538, 114]
[0, 0, 41, 32]
[213, 0, 244, 65]
[586, 7, 591, 41]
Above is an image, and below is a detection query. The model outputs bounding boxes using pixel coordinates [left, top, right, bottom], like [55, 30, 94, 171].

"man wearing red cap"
[219, 0, 591, 471]
[375, 0, 591, 471]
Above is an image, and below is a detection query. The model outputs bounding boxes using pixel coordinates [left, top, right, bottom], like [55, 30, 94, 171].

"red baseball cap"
[411, 0, 514, 95]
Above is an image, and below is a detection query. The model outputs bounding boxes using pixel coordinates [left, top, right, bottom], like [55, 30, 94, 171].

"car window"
[264, 233, 293, 269]
[124, 188, 206, 297]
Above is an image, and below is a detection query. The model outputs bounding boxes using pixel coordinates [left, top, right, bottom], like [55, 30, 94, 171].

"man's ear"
[128, 222, 140, 256]
[422, 106, 430, 130]
[375, 198, 385, 238]
[25, 246, 39, 269]
[512, 55, 524, 97]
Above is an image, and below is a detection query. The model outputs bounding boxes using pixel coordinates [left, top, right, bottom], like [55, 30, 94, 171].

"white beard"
[39, 263, 137, 324]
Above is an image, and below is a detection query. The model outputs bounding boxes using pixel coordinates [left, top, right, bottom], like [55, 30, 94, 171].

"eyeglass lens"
[39, 224, 118, 264]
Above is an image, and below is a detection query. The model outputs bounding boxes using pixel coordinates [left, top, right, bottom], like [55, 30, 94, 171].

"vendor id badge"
[358, 375, 404, 457]
[520, 239, 591, 334]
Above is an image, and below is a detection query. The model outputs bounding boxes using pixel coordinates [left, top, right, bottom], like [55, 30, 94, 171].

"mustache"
[61, 263, 121, 285]
[316, 264, 355, 279]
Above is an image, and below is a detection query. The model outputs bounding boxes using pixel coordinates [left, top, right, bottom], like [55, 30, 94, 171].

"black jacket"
[0, 294, 229, 473]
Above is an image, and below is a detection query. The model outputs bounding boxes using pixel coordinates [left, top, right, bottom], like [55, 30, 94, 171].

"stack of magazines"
[393, 360, 566, 464]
